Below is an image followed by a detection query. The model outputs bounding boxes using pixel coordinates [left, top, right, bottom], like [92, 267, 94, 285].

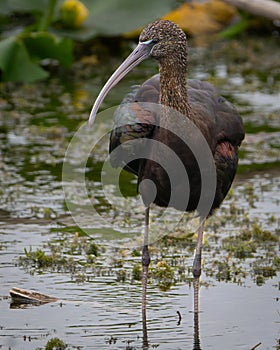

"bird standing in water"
[88, 20, 244, 332]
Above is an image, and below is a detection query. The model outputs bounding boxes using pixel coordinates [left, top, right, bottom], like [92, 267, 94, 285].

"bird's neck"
[158, 57, 190, 117]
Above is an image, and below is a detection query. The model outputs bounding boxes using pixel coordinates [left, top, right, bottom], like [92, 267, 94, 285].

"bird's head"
[139, 20, 187, 61]
[88, 20, 186, 126]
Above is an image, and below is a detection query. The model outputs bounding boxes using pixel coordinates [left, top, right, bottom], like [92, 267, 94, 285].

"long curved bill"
[88, 41, 153, 126]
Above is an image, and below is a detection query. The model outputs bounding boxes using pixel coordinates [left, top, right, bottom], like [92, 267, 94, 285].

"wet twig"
[176, 310, 182, 326]
[250, 342, 262, 350]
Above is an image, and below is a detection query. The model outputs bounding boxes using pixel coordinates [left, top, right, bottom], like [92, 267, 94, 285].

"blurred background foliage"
[0, 0, 279, 83]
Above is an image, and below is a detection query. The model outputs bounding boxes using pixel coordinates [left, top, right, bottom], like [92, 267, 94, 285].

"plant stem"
[38, 0, 57, 32]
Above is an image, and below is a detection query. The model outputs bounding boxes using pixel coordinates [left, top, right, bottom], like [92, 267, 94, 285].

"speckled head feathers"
[139, 20, 187, 60]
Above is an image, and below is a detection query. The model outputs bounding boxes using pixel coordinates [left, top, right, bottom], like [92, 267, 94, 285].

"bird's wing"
[187, 79, 245, 212]
[188, 79, 244, 147]
[109, 75, 160, 174]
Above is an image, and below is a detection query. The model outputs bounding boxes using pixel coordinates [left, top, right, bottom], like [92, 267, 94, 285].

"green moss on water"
[19, 230, 103, 276]
[159, 231, 196, 250]
[45, 337, 67, 350]
[244, 123, 280, 134]
[237, 161, 280, 174]
[116, 269, 126, 282]
[212, 259, 231, 281]
[273, 256, 280, 269]
[50, 225, 86, 236]
[21, 247, 67, 269]
[253, 264, 277, 278]
[251, 223, 278, 242]
[220, 220, 278, 263]
[132, 263, 142, 281]
[210, 256, 246, 283]
[85, 242, 99, 256]
[222, 237, 256, 259]
[131, 249, 141, 257]
[152, 260, 175, 291]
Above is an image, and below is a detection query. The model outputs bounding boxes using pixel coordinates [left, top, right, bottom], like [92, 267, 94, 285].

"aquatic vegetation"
[211, 257, 246, 283]
[85, 241, 99, 257]
[18, 191, 279, 288]
[152, 260, 175, 291]
[0, 0, 174, 82]
[131, 249, 141, 257]
[224, 239, 256, 259]
[132, 263, 142, 281]
[45, 337, 67, 350]
[22, 247, 67, 269]
[250, 223, 278, 242]
[19, 228, 103, 277]
[116, 269, 127, 283]
[253, 264, 277, 278]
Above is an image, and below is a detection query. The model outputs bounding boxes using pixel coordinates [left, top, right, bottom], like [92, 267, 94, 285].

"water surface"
[0, 37, 279, 349]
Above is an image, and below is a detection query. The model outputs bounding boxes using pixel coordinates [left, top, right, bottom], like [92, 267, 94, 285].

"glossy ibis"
[88, 20, 244, 330]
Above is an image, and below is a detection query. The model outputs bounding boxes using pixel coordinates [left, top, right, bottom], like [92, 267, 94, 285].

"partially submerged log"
[10, 287, 58, 306]
[224, 0, 280, 20]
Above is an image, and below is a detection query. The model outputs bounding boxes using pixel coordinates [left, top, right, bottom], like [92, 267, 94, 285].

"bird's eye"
[141, 38, 159, 46]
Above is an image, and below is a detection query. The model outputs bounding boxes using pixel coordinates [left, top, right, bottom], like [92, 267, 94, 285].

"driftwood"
[224, 0, 280, 20]
[10, 287, 58, 306]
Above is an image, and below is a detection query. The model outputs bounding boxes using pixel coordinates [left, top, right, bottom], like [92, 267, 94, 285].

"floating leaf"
[23, 32, 73, 67]
[0, 36, 48, 82]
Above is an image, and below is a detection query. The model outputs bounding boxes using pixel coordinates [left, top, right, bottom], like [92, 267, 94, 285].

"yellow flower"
[60, 0, 89, 28]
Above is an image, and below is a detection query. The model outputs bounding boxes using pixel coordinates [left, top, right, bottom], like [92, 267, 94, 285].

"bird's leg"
[142, 206, 150, 346]
[193, 217, 205, 315]
[193, 217, 205, 278]
[193, 305, 202, 350]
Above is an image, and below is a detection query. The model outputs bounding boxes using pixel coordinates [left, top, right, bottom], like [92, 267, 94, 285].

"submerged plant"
[152, 260, 175, 291]
[132, 263, 142, 281]
[22, 246, 67, 269]
[45, 337, 67, 350]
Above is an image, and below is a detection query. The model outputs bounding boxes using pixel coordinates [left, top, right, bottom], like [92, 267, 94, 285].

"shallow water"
[0, 37, 280, 349]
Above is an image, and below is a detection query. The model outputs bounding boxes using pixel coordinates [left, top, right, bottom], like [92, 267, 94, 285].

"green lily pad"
[0, 36, 48, 82]
[23, 32, 73, 67]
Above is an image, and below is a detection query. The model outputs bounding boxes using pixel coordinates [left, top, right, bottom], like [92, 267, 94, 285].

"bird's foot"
[192, 253, 201, 278]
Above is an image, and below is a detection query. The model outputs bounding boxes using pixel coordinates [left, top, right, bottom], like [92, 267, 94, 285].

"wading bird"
[88, 20, 244, 333]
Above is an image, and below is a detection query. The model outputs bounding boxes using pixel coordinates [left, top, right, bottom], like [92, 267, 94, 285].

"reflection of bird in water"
[89, 19, 244, 346]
